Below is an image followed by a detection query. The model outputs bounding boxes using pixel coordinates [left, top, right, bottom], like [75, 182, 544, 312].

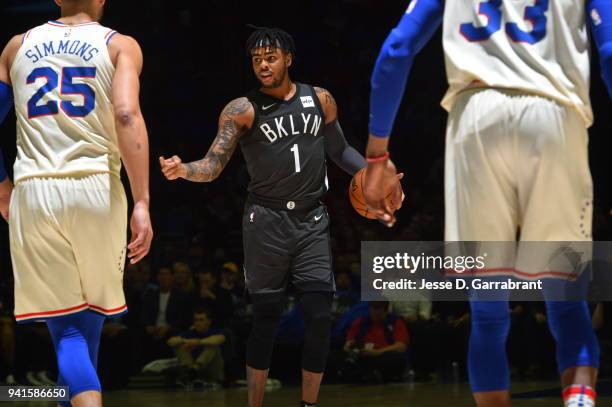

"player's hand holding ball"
[354, 157, 404, 227]
[159, 155, 187, 180]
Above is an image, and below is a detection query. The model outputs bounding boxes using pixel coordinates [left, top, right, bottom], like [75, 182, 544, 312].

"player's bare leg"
[70, 390, 102, 407]
[561, 366, 598, 388]
[473, 391, 511, 407]
[247, 366, 268, 407]
[301, 369, 323, 406]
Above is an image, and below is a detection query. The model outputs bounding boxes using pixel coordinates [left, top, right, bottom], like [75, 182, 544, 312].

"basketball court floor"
[9, 381, 612, 406]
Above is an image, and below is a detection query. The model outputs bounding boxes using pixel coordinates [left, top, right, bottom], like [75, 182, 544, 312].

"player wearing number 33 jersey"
[367, 0, 612, 406]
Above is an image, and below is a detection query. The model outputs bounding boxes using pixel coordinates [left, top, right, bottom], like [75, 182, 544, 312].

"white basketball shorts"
[444, 88, 593, 279]
[10, 173, 128, 323]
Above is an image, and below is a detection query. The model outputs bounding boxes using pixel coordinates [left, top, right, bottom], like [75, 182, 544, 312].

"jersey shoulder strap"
[301, 83, 325, 118]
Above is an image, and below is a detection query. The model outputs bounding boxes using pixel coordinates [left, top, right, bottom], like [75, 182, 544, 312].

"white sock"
[563, 384, 596, 407]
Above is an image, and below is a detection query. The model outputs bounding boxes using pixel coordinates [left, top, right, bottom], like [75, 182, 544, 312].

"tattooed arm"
[314, 86, 337, 124]
[160, 97, 254, 182]
[315, 87, 366, 176]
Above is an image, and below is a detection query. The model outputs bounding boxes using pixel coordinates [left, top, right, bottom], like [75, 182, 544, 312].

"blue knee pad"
[47, 311, 105, 405]
[469, 301, 511, 392]
[546, 301, 600, 373]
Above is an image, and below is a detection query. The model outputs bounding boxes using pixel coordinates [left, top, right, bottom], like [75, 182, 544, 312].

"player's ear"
[285, 52, 293, 68]
[54, 0, 62, 7]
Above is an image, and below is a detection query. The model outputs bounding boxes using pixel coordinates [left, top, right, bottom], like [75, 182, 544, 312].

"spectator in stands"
[196, 268, 234, 327]
[172, 261, 196, 298]
[168, 306, 226, 386]
[141, 266, 193, 364]
[343, 301, 409, 382]
[99, 319, 131, 389]
[218, 262, 245, 312]
[392, 297, 446, 380]
[334, 270, 359, 315]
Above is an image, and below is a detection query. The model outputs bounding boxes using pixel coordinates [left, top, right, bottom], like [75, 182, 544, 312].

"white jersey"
[441, 0, 592, 127]
[10, 21, 121, 183]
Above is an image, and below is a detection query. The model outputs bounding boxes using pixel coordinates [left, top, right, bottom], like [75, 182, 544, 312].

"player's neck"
[260, 79, 295, 101]
[58, 10, 99, 25]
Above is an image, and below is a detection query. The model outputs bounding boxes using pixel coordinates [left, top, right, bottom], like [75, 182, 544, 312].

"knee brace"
[546, 301, 600, 373]
[246, 300, 284, 370]
[300, 292, 333, 373]
[46, 311, 105, 403]
[468, 301, 511, 392]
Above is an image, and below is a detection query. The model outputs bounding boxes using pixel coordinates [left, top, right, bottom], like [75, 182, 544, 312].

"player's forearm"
[366, 135, 390, 157]
[200, 335, 226, 346]
[324, 120, 366, 175]
[182, 155, 223, 183]
[116, 112, 150, 206]
[380, 341, 407, 354]
[0, 177, 11, 198]
[167, 336, 182, 347]
[369, 0, 444, 137]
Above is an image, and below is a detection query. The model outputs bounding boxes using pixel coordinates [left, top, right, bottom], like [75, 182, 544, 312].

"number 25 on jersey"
[460, 0, 549, 44]
[27, 66, 96, 119]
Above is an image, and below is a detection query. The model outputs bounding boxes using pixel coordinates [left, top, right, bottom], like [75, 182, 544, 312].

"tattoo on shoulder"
[183, 98, 252, 183]
[315, 87, 337, 109]
[221, 97, 252, 119]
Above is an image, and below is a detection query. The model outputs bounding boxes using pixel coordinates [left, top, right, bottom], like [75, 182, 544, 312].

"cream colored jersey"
[10, 21, 120, 183]
[441, 0, 593, 127]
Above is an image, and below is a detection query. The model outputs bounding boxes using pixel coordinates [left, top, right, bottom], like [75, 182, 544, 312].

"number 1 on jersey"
[290, 144, 301, 173]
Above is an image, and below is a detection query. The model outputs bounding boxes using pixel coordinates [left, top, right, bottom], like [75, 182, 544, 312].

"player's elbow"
[114, 107, 139, 128]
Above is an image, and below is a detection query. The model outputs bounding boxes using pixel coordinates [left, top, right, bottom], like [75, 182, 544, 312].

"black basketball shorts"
[242, 203, 335, 303]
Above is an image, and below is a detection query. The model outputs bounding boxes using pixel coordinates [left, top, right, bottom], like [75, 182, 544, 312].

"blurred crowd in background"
[0, 0, 611, 390]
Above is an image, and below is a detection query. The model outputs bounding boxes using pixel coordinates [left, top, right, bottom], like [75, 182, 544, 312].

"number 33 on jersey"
[442, 0, 593, 127]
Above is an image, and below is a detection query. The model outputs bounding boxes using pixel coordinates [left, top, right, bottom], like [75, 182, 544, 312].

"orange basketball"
[349, 168, 396, 219]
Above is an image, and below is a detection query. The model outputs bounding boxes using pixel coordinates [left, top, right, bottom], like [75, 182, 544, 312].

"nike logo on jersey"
[260, 113, 323, 143]
[262, 104, 276, 111]
[314, 214, 323, 222]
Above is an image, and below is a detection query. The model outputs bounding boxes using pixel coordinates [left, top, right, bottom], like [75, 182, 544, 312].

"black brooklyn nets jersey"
[239, 83, 328, 202]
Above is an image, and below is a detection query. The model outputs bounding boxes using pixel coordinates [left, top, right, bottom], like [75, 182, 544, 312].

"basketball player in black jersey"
[160, 28, 367, 407]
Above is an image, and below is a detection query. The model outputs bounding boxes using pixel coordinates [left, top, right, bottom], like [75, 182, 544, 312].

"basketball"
[349, 168, 395, 219]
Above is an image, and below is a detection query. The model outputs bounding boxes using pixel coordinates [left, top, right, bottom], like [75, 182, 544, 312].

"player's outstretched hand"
[128, 201, 153, 264]
[159, 155, 187, 180]
[363, 159, 404, 227]
[0, 178, 13, 222]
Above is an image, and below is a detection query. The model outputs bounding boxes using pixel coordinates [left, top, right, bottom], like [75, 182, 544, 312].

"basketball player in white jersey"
[0, 1, 152, 405]
[363, 1, 612, 406]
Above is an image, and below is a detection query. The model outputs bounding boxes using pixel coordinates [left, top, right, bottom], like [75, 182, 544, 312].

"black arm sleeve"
[324, 120, 366, 176]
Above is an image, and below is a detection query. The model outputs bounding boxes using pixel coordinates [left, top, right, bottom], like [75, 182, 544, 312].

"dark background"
[0, 0, 610, 387]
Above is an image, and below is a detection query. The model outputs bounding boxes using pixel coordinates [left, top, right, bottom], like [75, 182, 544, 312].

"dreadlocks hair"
[245, 25, 296, 58]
